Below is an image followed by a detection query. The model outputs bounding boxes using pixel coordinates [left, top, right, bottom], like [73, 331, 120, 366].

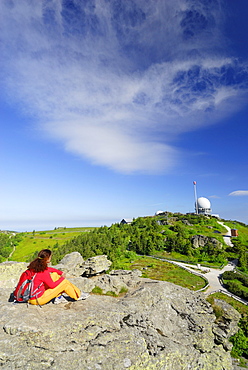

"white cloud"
[0, 0, 248, 173]
[46, 119, 178, 173]
[229, 191, 248, 196]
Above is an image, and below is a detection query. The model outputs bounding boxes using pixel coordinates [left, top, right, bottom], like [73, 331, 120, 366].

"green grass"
[112, 256, 207, 291]
[159, 221, 226, 241]
[224, 220, 248, 244]
[10, 237, 58, 262]
[151, 250, 225, 268]
[105, 291, 118, 297]
[91, 286, 125, 297]
[207, 293, 248, 316]
[119, 286, 128, 294]
[10, 227, 95, 262]
[91, 286, 103, 295]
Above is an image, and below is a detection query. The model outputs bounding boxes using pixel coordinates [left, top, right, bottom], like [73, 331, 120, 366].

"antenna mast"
[193, 181, 198, 214]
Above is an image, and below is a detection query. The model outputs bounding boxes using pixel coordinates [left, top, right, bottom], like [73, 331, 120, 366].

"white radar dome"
[197, 197, 211, 209]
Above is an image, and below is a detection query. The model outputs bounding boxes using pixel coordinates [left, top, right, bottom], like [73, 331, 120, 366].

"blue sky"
[1, 0, 248, 231]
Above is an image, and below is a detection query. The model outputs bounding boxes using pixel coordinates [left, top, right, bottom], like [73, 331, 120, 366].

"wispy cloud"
[0, 0, 248, 173]
[229, 191, 248, 196]
[209, 195, 220, 199]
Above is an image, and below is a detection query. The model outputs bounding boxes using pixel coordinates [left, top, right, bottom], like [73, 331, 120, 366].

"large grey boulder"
[0, 256, 241, 369]
[0, 279, 239, 370]
[212, 299, 241, 351]
[191, 235, 222, 249]
[82, 255, 112, 276]
[54, 251, 84, 276]
[59, 251, 84, 269]
[0, 261, 27, 289]
[91, 269, 142, 294]
[55, 253, 112, 277]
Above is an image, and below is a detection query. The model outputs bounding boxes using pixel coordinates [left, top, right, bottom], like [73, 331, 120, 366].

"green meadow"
[10, 227, 95, 262]
[114, 255, 207, 291]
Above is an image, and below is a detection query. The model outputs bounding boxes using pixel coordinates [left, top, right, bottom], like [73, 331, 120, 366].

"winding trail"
[217, 221, 233, 247]
[170, 221, 236, 295]
[161, 258, 248, 305]
[155, 221, 248, 305]
[169, 259, 238, 295]
[7, 244, 16, 260]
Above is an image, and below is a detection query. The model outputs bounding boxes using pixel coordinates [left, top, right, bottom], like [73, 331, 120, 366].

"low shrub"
[230, 329, 248, 358]
[225, 280, 248, 300]
[105, 291, 118, 297]
[212, 304, 225, 321]
[119, 286, 128, 294]
[91, 286, 126, 297]
[91, 286, 103, 295]
[223, 271, 248, 287]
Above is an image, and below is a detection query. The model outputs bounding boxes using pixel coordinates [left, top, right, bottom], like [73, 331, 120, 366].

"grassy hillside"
[4, 213, 248, 272]
[9, 227, 95, 262]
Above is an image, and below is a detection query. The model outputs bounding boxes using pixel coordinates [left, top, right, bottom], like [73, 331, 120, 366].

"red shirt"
[14, 267, 65, 300]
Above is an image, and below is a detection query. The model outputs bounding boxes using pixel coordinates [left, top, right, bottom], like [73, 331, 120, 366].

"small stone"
[123, 358, 132, 368]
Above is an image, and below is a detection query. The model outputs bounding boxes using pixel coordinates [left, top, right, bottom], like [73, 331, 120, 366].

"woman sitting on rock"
[14, 249, 89, 305]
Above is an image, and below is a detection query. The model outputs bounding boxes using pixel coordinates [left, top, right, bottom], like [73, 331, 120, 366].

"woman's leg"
[29, 273, 81, 305]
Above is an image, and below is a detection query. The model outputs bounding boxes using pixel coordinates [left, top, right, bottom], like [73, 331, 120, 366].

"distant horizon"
[2, 211, 246, 233]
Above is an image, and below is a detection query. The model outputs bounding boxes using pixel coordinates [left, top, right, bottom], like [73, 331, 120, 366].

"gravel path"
[159, 220, 248, 306]
[167, 221, 240, 296]
[218, 221, 234, 247]
[170, 259, 238, 295]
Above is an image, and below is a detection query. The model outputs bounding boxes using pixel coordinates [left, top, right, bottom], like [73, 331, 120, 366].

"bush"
[222, 270, 248, 299]
[240, 316, 248, 335]
[105, 291, 118, 297]
[222, 271, 248, 287]
[212, 304, 225, 321]
[124, 250, 137, 261]
[119, 286, 128, 294]
[0, 255, 5, 263]
[222, 271, 237, 280]
[225, 280, 247, 299]
[230, 329, 248, 358]
[91, 286, 103, 295]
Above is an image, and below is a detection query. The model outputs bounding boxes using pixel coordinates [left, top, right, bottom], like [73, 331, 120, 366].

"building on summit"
[193, 181, 212, 216]
[195, 197, 212, 215]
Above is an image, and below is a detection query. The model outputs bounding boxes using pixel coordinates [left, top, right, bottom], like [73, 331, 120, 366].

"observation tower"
[193, 181, 212, 215]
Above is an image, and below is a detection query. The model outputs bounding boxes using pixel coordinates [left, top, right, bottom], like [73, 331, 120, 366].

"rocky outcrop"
[191, 234, 222, 249]
[212, 299, 241, 351]
[0, 254, 241, 370]
[91, 269, 142, 294]
[54, 253, 112, 277]
[82, 255, 112, 277]
[56, 251, 84, 273]
[0, 261, 27, 289]
[182, 219, 193, 226]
